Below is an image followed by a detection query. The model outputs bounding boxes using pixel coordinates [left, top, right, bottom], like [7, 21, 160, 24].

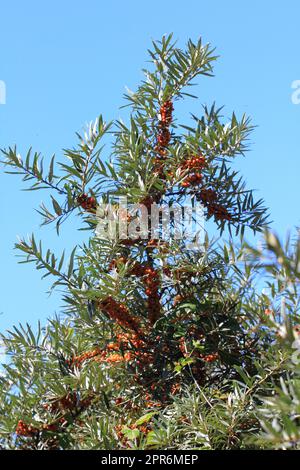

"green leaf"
[135, 412, 157, 426]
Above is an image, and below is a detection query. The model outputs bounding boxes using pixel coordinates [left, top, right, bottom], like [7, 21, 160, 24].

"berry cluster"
[159, 100, 173, 125]
[264, 308, 273, 316]
[68, 333, 146, 373]
[201, 352, 219, 363]
[172, 155, 232, 222]
[119, 238, 142, 247]
[16, 416, 67, 439]
[42, 422, 62, 432]
[44, 392, 93, 415]
[98, 296, 141, 335]
[179, 336, 187, 356]
[108, 259, 161, 325]
[197, 188, 231, 221]
[162, 265, 194, 284]
[207, 203, 231, 221]
[114, 393, 161, 412]
[180, 154, 206, 188]
[105, 333, 153, 368]
[143, 265, 161, 325]
[173, 294, 186, 306]
[16, 420, 38, 437]
[77, 193, 97, 212]
[69, 347, 102, 368]
[143, 392, 162, 409]
[170, 382, 181, 395]
[153, 100, 173, 177]
[115, 421, 153, 448]
[156, 128, 171, 148]
[139, 192, 162, 212]
[140, 195, 154, 211]
[198, 188, 218, 205]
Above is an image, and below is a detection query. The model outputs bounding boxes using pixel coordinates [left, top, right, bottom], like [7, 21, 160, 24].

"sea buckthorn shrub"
[0, 35, 299, 450]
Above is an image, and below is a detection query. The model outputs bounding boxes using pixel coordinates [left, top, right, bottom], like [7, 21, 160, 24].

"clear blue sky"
[0, 0, 299, 333]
